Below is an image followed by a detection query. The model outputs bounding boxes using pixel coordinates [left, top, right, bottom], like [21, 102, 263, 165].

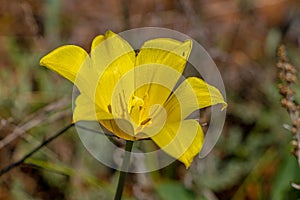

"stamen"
[140, 118, 151, 126]
[107, 104, 112, 113]
[119, 91, 128, 118]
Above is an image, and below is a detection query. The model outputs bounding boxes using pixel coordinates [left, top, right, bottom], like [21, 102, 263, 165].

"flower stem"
[114, 140, 134, 200]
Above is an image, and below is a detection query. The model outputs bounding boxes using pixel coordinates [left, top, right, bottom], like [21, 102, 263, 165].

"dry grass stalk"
[276, 44, 300, 189]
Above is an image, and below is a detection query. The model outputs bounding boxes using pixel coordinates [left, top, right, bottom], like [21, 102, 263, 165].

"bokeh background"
[1, 0, 300, 199]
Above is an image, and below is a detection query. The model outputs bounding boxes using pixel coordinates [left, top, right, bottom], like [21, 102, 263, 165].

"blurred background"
[1, 0, 300, 199]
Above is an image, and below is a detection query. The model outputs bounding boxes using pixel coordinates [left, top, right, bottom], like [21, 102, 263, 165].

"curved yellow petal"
[134, 39, 192, 110]
[100, 119, 136, 141]
[91, 30, 126, 52]
[90, 31, 136, 112]
[73, 94, 137, 140]
[165, 77, 227, 122]
[91, 30, 135, 75]
[91, 35, 105, 52]
[151, 120, 204, 168]
[40, 45, 89, 83]
[73, 94, 113, 122]
[125, 64, 182, 127]
[136, 38, 192, 75]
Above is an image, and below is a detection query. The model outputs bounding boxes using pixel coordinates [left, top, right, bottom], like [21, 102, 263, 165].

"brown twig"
[0, 123, 74, 177]
[0, 97, 69, 150]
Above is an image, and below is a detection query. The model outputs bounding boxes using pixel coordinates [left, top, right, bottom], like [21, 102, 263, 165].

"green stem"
[114, 140, 134, 200]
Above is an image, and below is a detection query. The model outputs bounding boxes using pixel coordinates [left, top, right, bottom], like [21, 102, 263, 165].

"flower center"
[128, 94, 152, 133]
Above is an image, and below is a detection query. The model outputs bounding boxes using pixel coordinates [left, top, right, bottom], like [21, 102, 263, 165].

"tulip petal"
[151, 120, 204, 168]
[91, 31, 136, 113]
[130, 64, 181, 124]
[74, 93, 136, 140]
[134, 39, 192, 110]
[40, 45, 90, 83]
[100, 119, 136, 140]
[91, 35, 105, 52]
[73, 94, 113, 122]
[165, 77, 227, 122]
[136, 38, 192, 75]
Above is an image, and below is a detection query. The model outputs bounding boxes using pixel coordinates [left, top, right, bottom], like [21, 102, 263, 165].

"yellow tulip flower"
[40, 30, 227, 168]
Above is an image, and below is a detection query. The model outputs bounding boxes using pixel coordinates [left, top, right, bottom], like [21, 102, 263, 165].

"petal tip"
[104, 30, 116, 38]
[184, 39, 192, 47]
[39, 56, 45, 67]
[221, 102, 228, 111]
[181, 156, 193, 169]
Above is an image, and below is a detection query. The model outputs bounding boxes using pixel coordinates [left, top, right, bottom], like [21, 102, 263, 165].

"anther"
[108, 105, 112, 113]
[140, 118, 151, 126]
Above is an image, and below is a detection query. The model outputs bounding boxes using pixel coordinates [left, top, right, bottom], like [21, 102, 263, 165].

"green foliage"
[25, 158, 106, 187]
[156, 181, 195, 200]
[272, 155, 300, 200]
